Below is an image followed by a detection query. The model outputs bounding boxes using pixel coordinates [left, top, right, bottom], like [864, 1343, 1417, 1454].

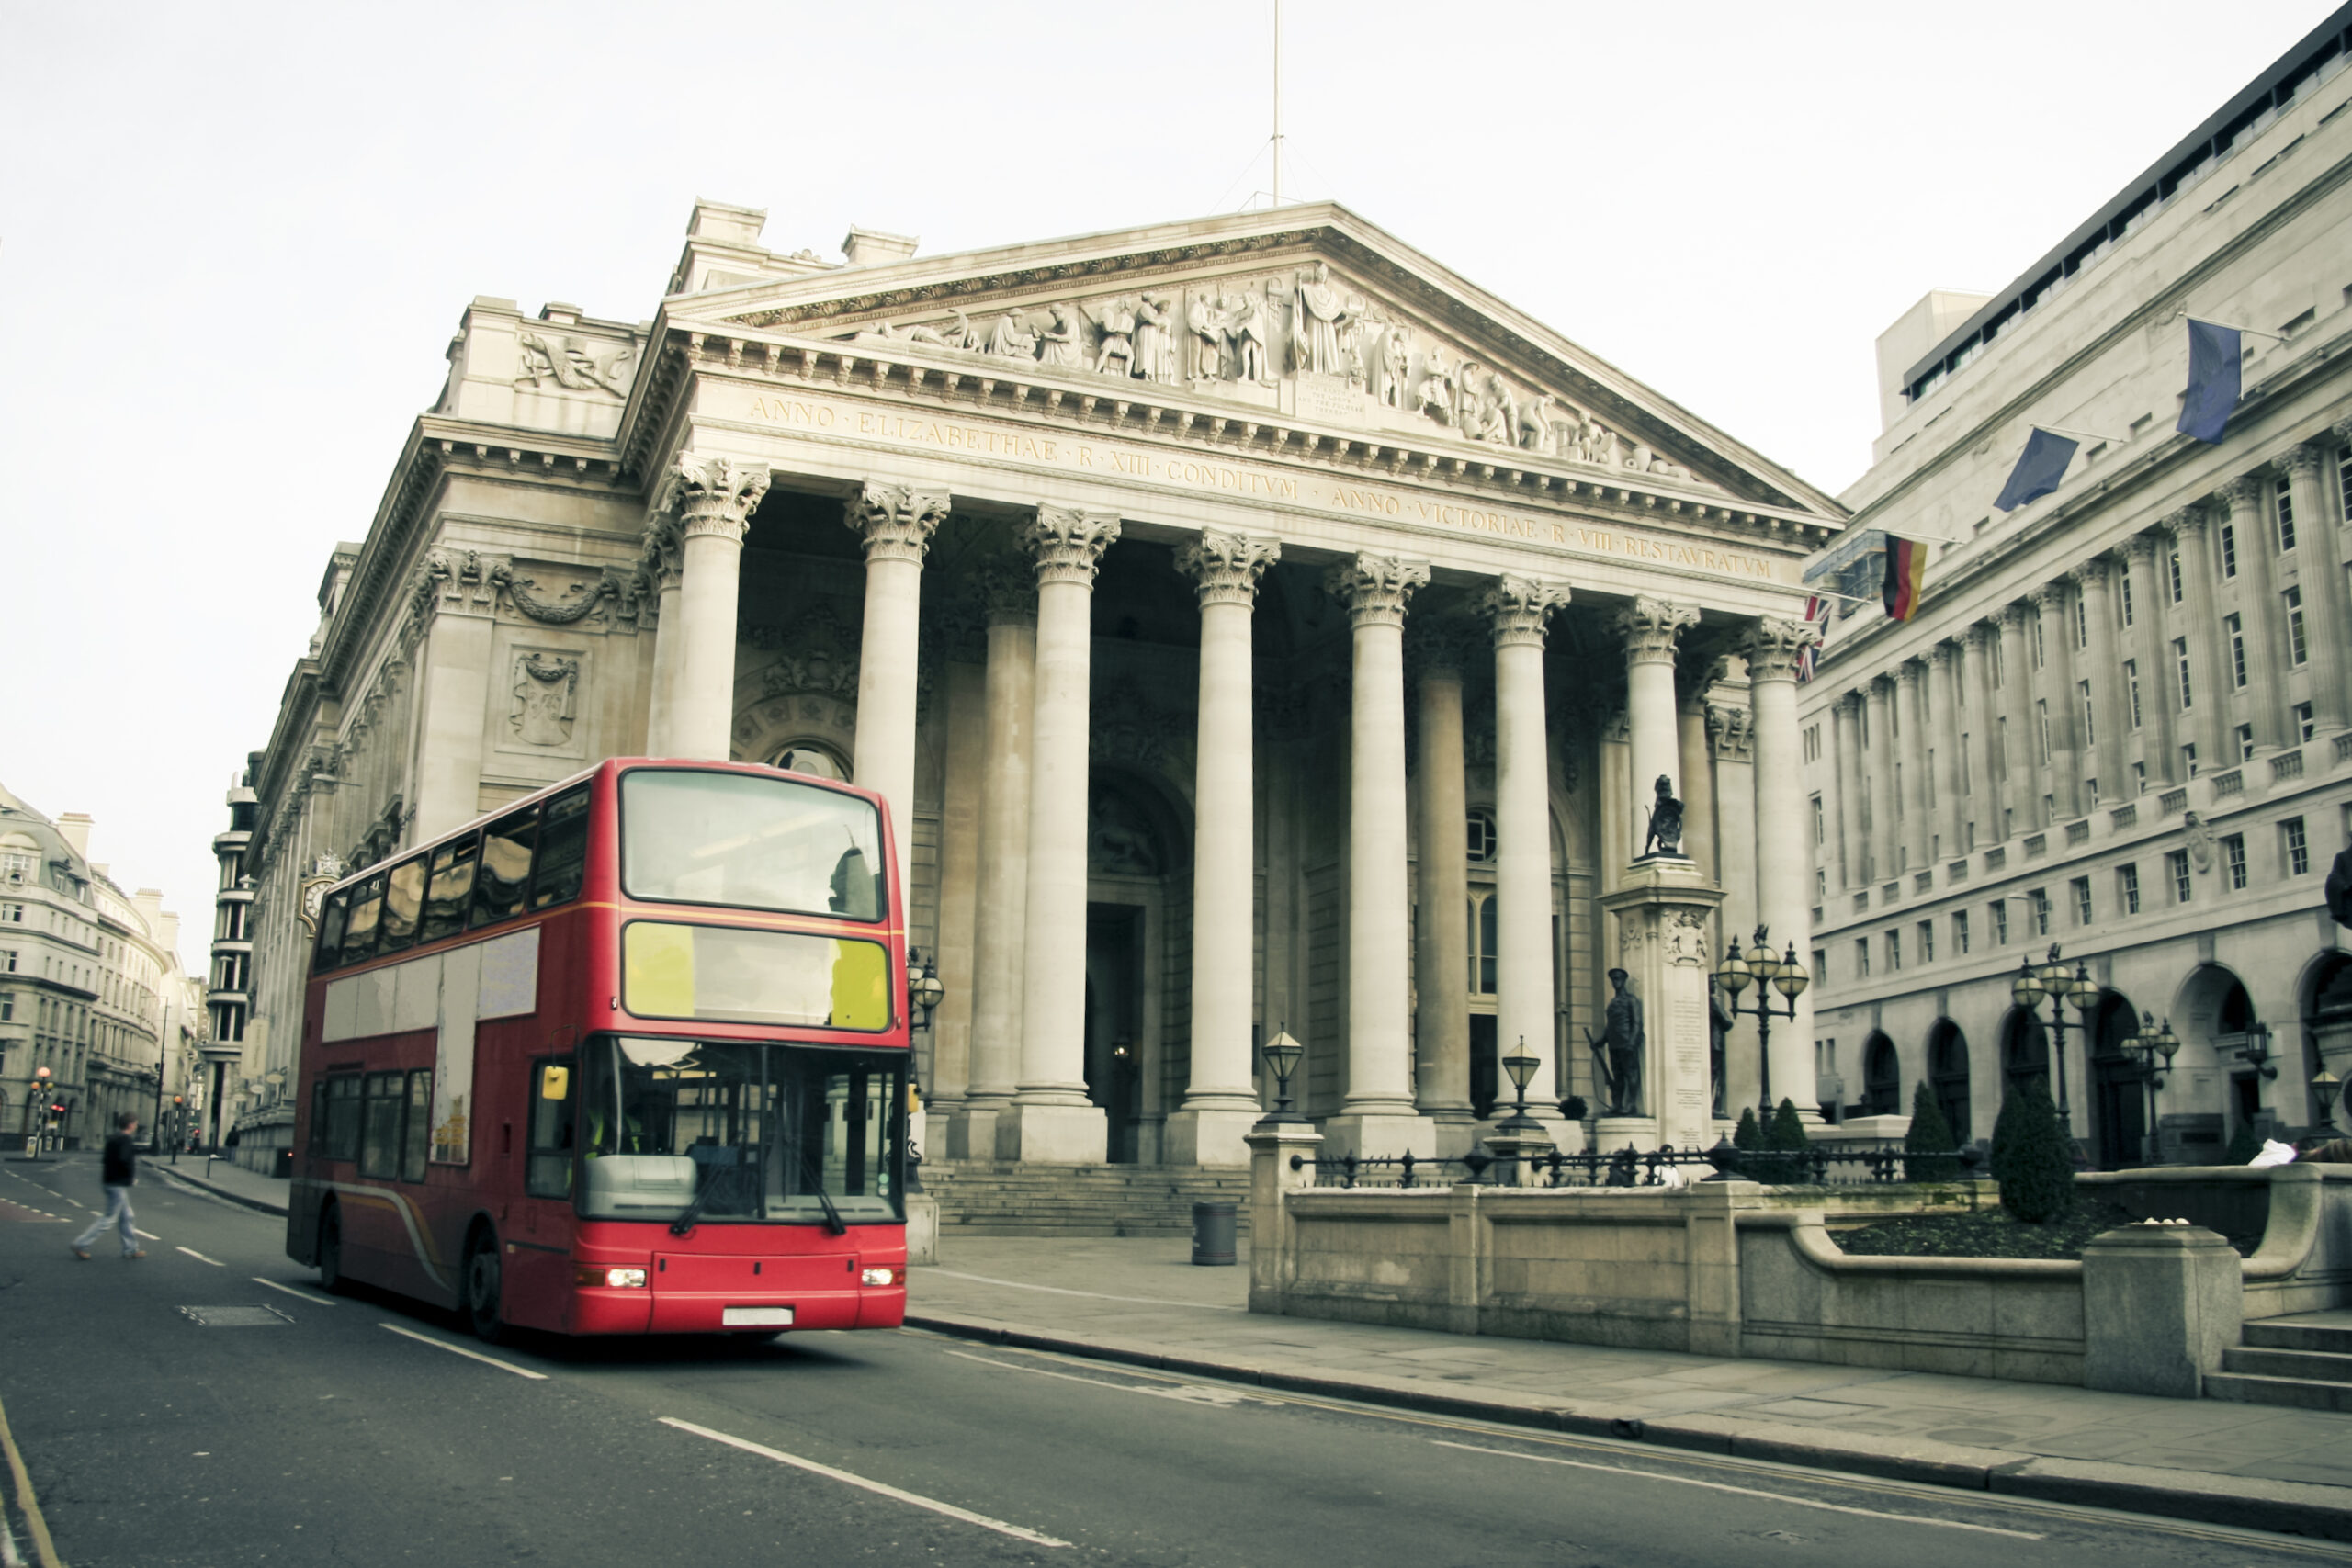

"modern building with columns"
[223, 198, 1845, 1174]
[1801, 8, 2352, 1168]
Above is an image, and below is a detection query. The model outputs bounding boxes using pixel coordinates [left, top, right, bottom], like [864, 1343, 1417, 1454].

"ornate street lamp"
[1261, 1027, 1306, 1124]
[1713, 925, 1810, 1120]
[2312, 1066, 2343, 1133]
[902, 950, 945, 1192]
[2234, 1020, 2278, 1081]
[1494, 1037, 1544, 1134]
[2120, 1010, 2179, 1166]
[2010, 944, 2099, 1133]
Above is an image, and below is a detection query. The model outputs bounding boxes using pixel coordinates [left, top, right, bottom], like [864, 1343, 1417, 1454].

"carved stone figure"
[1585, 967, 1646, 1116]
[1640, 774, 1685, 857]
[1133, 295, 1177, 384]
[1578, 414, 1617, 467]
[1088, 787, 1161, 874]
[2328, 840, 2352, 928]
[938, 309, 980, 352]
[1092, 298, 1137, 376]
[1381, 329, 1410, 408]
[1517, 392, 1555, 453]
[1186, 293, 1229, 380]
[1229, 288, 1272, 384]
[1416, 346, 1455, 423]
[2184, 810, 2215, 873]
[512, 654, 578, 747]
[1293, 261, 1353, 377]
[1479, 372, 1516, 445]
[1666, 909, 1708, 965]
[986, 311, 1036, 358]
[1035, 303, 1084, 368]
[1710, 981, 1733, 1119]
[514, 331, 634, 397]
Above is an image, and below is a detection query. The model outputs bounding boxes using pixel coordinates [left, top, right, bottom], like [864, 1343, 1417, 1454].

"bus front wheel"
[464, 1233, 504, 1345]
[317, 1205, 347, 1295]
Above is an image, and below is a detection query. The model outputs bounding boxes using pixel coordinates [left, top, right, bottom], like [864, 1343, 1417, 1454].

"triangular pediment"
[664, 204, 1840, 520]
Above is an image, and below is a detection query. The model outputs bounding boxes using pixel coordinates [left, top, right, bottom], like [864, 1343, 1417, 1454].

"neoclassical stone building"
[1802, 11, 2352, 1167]
[228, 200, 1842, 1172]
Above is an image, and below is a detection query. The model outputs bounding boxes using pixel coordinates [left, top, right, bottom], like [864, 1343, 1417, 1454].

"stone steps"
[2207, 1314, 2352, 1409]
[921, 1161, 1253, 1237]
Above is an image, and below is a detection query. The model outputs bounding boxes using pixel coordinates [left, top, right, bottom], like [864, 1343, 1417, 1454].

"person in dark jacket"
[71, 1112, 143, 1260]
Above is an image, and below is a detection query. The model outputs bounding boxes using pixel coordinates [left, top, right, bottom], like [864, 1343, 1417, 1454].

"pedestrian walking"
[71, 1112, 144, 1260]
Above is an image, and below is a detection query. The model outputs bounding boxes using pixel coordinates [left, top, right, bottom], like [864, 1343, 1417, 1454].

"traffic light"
[49, 1103, 64, 1120]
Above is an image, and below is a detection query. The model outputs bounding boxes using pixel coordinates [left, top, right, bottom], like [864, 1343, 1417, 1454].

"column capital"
[661, 455, 770, 543]
[1325, 552, 1430, 628]
[1963, 619, 1996, 652]
[2334, 417, 2352, 451]
[1867, 671, 1896, 700]
[2221, 474, 2267, 510]
[1739, 615, 1816, 684]
[1706, 702, 1754, 758]
[1475, 573, 1568, 649]
[973, 554, 1036, 627]
[2072, 553, 2111, 589]
[2160, 504, 2208, 540]
[1615, 595, 1698, 667]
[1404, 615, 1478, 677]
[1894, 657, 1924, 689]
[1023, 506, 1121, 587]
[2277, 442, 2328, 479]
[847, 481, 949, 565]
[1175, 529, 1280, 608]
[2028, 580, 2068, 615]
[638, 515, 684, 594]
[1928, 639, 1960, 671]
[2122, 530, 2161, 565]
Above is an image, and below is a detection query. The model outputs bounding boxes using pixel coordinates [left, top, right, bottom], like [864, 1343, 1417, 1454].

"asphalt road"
[0, 1151, 2340, 1568]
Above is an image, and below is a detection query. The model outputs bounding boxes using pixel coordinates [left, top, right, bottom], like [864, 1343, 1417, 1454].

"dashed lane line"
[659, 1417, 1071, 1548]
[379, 1323, 548, 1380]
[176, 1247, 224, 1267]
[254, 1277, 336, 1306]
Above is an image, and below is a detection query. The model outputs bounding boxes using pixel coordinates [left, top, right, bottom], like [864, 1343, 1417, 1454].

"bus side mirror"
[540, 1066, 569, 1100]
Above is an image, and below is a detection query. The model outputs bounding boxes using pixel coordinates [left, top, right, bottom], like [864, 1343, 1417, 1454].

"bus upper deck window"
[470, 807, 539, 930]
[421, 834, 479, 943]
[340, 874, 387, 967]
[314, 888, 352, 974]
[621, 769, 887, 921]
[379, 858, 425, 953]
[532, 787, 590, 910]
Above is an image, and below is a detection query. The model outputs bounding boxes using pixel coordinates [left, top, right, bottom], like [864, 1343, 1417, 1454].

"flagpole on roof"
[2188, 317, 2289, 343]
[2030, 422, 2130, 446]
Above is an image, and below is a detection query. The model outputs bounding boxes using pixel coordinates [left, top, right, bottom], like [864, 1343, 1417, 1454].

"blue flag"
[1993, 427, 2079, 512]
[2176, 319, 2242, 443]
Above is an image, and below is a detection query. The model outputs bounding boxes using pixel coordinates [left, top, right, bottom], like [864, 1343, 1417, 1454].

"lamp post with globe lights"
[903, 950, 945, 1191]
[2010, 944, 2101, 1135]
[1712, 926, 1810, 1121]
[2120, 1011, 2179, 1166]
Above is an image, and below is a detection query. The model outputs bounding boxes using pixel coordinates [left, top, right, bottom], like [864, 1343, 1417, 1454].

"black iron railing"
[1291, 1142, 1986, 1190]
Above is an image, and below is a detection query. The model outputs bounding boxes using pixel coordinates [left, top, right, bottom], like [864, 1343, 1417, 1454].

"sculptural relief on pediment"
[822, 256, 1713, 488]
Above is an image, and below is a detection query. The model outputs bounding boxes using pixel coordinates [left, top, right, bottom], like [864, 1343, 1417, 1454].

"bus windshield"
[574, 1035, 902, 1226]
[621, 769, 886, 920]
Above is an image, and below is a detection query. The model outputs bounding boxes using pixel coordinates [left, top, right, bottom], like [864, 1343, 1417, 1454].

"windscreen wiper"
[798, 1152, 847, 1236]
[668, 1164, 743, 1237]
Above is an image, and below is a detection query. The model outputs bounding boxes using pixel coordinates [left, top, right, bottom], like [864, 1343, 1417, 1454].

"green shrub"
[1905, 1082, 1961, 1182]
[1990, 1078, 2075, 1224]
[1768, 1098, 1811, 1151]
[1733, 1107, 1762, 1150]
[2224, 1123, 2264, 1164]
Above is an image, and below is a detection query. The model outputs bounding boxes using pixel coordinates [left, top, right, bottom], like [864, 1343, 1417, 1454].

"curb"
[904, 1314, 2352, 1542]
[159, 1168, 289, 1219]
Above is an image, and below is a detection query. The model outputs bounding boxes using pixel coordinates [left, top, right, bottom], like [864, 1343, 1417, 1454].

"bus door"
[503, 1056, 577, 1330]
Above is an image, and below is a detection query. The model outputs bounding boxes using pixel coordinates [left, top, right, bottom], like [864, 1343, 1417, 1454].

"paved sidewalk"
[164, 1163, 2352, 1539]
[153, 1154, 292, 1216]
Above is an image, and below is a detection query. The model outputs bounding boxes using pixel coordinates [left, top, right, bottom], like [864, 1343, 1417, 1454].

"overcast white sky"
[0, 0, 2333, 968]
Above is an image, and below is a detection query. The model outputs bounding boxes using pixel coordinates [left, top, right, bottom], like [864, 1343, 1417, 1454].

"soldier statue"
[1584, 967, 1646, 1116]
[1640, 773, 1685, 858]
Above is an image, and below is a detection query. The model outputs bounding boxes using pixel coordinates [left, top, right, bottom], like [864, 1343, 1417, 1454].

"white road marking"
[924, 1269, 1247, 1311]
[1430, 1440, 2046, 1540]
[659, 1418, 1070, 1547]
[379, 1323, 548, 1380]
[134, 1227, 160, 1241]
[944, 1349, 1263, 1406]
[175, 1247, 223, 1267]
[253, 1278, 336, 1306]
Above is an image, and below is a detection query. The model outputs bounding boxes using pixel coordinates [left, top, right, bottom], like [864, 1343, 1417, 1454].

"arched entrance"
[1860, 1032, 1900, 1116]
[1927, 1019, 1971, 1144]
[2306, 954, 2352, 1136]
[1085, 768, 1188, 1164]
[2000, 1008, 2048, 1098]
[2086, 991, 2149, 1169]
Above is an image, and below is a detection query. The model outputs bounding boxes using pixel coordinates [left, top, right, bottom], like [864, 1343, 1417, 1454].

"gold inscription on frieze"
[732, 387, 1788, 584]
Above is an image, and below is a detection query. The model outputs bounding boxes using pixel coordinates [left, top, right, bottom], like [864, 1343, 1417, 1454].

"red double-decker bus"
[285, 759, 910, 1342]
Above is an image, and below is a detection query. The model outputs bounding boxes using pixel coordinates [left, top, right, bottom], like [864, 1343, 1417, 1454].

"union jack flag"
[1796, 593, 1831, 682]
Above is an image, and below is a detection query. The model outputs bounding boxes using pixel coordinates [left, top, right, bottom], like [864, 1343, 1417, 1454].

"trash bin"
[1191, 1201, 1236, 1267]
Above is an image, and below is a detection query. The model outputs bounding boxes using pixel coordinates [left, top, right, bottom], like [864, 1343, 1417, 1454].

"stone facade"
[1801, 18, 2352, 1166]
[228, 199, 1845, 1170]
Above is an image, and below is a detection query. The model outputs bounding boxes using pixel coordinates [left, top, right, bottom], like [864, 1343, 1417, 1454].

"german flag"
[1882, 534, 1926, 622]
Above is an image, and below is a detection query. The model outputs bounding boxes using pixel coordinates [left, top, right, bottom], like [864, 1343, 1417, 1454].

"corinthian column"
[2224, 475, 2286, 753]
[663, 456, 769, 762]
[2163, 508, 2229, 772]
[1409, 620, 1474, 1144]
[1478, 574, 1574, 1145]
[1997, 602, 2036, 831]
[1003, 506, 1120, 1164]
[639, 516, 685, 754]
[1864, 676, 1896, 880]
[1895, 660, 1928, 874]
[962, 558, 1035, 1159]
[1323, 553, 1435, 1158]
[1930, 643, 1965, 859]
[1745, 615, 1820, 1123]
[1962, 624, 1999, 843]
[2074, 556, 2128, 804]
[2122, 536, 2177, 785]
[1166, 530, 1280, 1168]
[2280, 446, 2349, 732]
[846, 481, 948, 894]
[1614, 596, 1698, 863]
[1831, 691, 1863, 887]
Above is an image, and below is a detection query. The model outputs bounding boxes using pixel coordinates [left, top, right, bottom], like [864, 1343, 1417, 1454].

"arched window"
[1466, 809, 1497, 865]
[2002, 1010, 2049, 1094]
[771, 743, 847, 780]
[1928, 1021, 1972, 1144]
[1467, 894, 1498, 995]
[1861, 1032, 1900, 1116]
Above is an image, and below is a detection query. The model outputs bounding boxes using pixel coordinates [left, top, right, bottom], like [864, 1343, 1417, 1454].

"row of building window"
[1828, 815, 2315, 985]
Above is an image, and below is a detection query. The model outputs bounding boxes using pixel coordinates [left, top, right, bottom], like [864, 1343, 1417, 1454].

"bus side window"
[326, 1076, 363, 1160]
[309, 1079, 331, 1155]
[471, 807, 540, 930]
[341, 874, 388, 967]
[531, 786, 591, 910]
[401, 1070, 434, 1182]
[420, 834, 479, 943]
[379, 857, 426, 954]
[314, 889, 351, 974]
[359, 1071, 403, 1179]
[526, 1060, 574, 1198]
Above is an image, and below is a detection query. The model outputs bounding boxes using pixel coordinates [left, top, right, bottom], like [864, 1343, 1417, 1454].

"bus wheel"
[317, 1205, 347, 1295]
[464, 1233, 504, 1345]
